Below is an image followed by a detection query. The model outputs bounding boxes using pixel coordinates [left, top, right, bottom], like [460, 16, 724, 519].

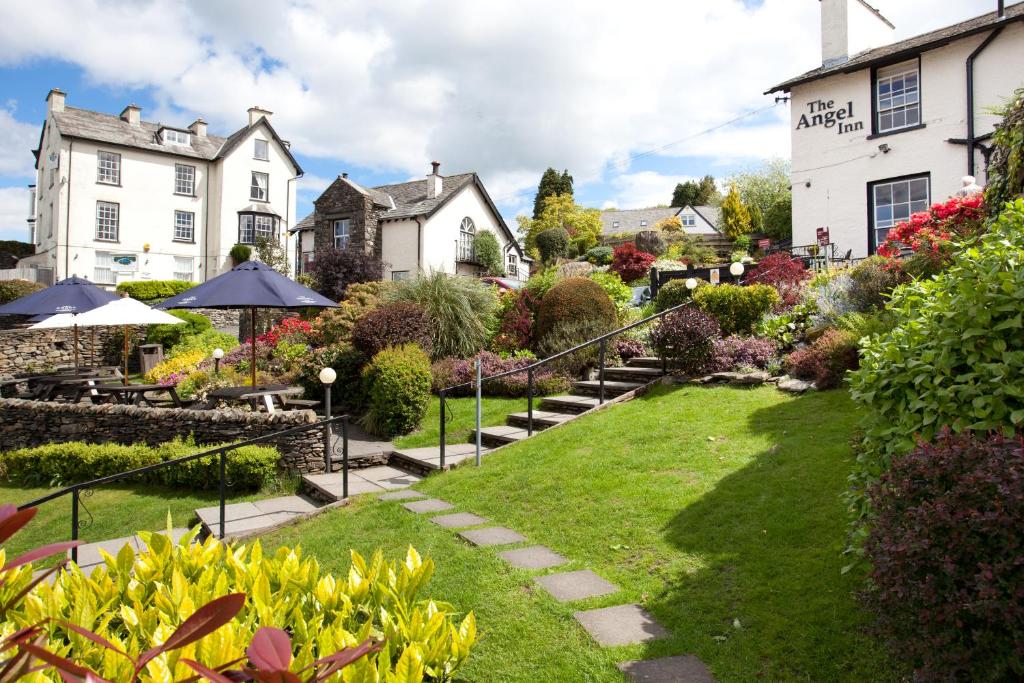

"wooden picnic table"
[74, 383, 183, 408]
[30, 374, 123, 401]
[201, 384, 305, 413]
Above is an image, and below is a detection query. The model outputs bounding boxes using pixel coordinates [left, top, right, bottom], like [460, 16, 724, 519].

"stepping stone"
[402, 498, 455, 514]
[618, 656, 716, 682]
[574, 604, 669, 646]
[535, 569, 618, 602]
[379, 489, 426, 501]
[430, 512, 489, 528]
[498, 545, 569, 570]
[458, 526, 526, 547]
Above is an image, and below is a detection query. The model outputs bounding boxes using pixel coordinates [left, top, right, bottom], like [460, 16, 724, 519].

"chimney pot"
[120, 104, 142, 126]
[248, 106, 274, 126]
[46, 88, 66, 113]
[431, 161, 440, 175]
[189, 118, 207, 137]
[341, 172, 348, 179]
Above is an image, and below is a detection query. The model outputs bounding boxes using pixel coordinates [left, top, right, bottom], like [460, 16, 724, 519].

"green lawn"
[265, 385, 899, 682]
[393, 395, 528, 449]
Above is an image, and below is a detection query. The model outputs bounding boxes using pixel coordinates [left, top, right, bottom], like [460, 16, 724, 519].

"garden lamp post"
[212, 347, 224, 375]
[730, 261, 745, 284]
[685, 277, 698, 291]
[319, 366, 338, 482]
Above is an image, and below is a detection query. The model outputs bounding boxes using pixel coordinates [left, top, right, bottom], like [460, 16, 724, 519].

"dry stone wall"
[0, 327, 121, 379]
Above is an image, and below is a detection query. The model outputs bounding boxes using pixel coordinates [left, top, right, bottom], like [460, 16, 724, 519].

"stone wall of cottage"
[0, 398, 326, 473]
[313, 179, 383, 259]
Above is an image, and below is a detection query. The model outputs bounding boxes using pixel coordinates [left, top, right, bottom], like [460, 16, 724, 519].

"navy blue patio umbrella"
[157, 260, 338, 386]
[0, 276, 120, 370]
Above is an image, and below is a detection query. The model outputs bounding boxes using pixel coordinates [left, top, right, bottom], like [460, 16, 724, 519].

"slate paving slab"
[402, 498, 455, 514]
[498, 545, 568, 570]
[430, 512, 489, 528]
[535, 569, 618, 602]
[379, 489, 426, 501]
[618, 655, 716, 682]
[458, 526, 527, 547]
[574, 604, 669, 646]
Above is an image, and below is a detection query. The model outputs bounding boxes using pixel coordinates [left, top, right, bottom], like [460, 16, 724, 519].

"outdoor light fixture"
[212, 347, 224, 375]
[729, 261, 745, 277]
[320, 366, 338, 475]
[319, 367, 337, 385]
[685, 278, 698, 290]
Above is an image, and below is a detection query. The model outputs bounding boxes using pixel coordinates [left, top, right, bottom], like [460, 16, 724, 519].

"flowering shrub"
[614, 338, 648, 362]
[863, 429, 1024, 681]
[351, 302, 433, 358]
[433, 351, 570, 397]
[876, 194, 986, 277]
[711, 336, 777, 372]
[649, 307, 721, 375]
[145, 349, 207, 384]
[783, 328, 858, 389]
[610, 242, 656, 283]
[491, 289, 536, 353]
[745, 252, 809, 307]
[256, 316, 312, 346]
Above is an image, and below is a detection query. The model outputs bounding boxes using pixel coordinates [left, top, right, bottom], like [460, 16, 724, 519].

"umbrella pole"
[250, 306, 257, 387]
[73, 324, 79, 373]
[123, 324, 129, 386]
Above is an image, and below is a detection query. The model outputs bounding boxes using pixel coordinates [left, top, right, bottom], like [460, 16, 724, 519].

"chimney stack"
[120, 104, 142, 126]
[341, 172, 349, 179]
[46, 88, 66, 113]
[189, 118, 207, 137]
[819, 0, 894, 67]
[247, 106, 273, 126]
[426, 161, 442, 199]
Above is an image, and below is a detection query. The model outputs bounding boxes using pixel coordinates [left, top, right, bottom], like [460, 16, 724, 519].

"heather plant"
[434, 351, 570, 397]
[614, 337, 648, 362]
[649, 307, 721, 375]
[783, 328, 858, 389]
[711, 336, 777, 372]
[863, 429, 1024, 681]
[351, 302, 433, 359]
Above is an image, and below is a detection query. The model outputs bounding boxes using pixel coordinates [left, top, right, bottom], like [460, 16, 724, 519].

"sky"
[0, 0, 1008, 242]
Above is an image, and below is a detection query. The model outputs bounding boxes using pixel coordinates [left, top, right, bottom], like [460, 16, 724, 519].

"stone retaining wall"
[0, 327, 121, 379]
[0, 398, 326, 473]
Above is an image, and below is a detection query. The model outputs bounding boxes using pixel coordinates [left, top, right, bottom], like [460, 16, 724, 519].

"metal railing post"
[70, 489, 79, 564]
[219, 451, 226, 539]
[527, 367, 534, 436]
[342, 416, 349, 499]
[475, 358, 482, 467]
[323, 385, 333, 474]
[598, 338, 607, 404]
[439, 391, 446, 469]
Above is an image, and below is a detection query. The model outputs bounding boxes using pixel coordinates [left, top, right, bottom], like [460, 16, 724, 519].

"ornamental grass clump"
[387, 271, 496, 359]
[649, 307, 720, 375]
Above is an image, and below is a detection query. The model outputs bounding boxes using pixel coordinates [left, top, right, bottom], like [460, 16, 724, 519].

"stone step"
[572, 379, 645, 397]
[302, 465, 423, 502]
[195, 495, 323, 539]
[599, 366, 664, 382]
[389, 442, 491, 473]
[618, 656, 716, 682]
[505, 410, 577, 430]
[539, 394, 602, 413]
[625, 356, 666, 369]
[469, 425, 531, 447]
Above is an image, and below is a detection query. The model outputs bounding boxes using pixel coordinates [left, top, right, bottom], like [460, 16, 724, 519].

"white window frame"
[333, 219, 351, 249]
[391, 270, 410, 281]
[870, 175, 930, 250]
[97, 151, 120, 185]
[458, 216, 476, 261]
[640, 220, 648, 227]
[174, 164, 195, 195]
[95, 201, 119, 242]
[612, 221, 620, 229]
[255, 215, 275, 241]
[254, 139, 269, 161]
[239, 215, 255, 244]
[875, 60, 921, 134]
[681, 214, 696, 228]
[251, 171, 269, 201]
[173, 210, 194, 242]
[173, 256, 193, 282]
[162, 129, 191, 146]
[507, 253, 519, 277]
[94, 251, 113, 284]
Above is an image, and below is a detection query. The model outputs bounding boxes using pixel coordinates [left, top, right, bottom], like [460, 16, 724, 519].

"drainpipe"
[202, 164, 210, 281]
[966, 23, 1005, 176]
[285, 173, 301, 275]
[415, 216, 424, 273]
[64, 139, 73, 279]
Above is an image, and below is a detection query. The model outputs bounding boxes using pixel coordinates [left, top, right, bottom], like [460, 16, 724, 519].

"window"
[238, 213, 277, 244]
[173, 256, 193, 282]
[174, 210, 194, 242]
[96, 201, 119, 241]
[458, 216, 475, 261]
[507, 253, 519, 278]
[239, 215, 254, 244]
[97, 151, 120, 185]
[870, 175, 929, 250]
[333, 219, 351, 249]
[681, 214, 696, 228]
[875, 61, 920, 134]
[162, 129, 190, 146]
[612, 221, 620, 229]
[391, 270, 410, 281]
[640, 220, 648, 227]
[48, 202, 53, 238]
[255, 215, 274, 240]
[251, 171, 268, 201]
[94, 251, 113, 283]
[175, 164, 195, 195]
[254, 139, 269, 160]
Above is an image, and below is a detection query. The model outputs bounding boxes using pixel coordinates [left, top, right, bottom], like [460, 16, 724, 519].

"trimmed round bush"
[229, 243, 252, 263]
[534, 276, 617, 346]
[351, 302, 433, 358]
[536, 227, 570, 263]
[863, 429, 1024, 681]
[146, 310, 212, 351]
[654, 278, 707, 313]
[692, 283, 780, 336]
[783, 328, 858, 389]
[361, 343, 432, 437]
[0, 278, 44, 304]
[649, 307, 720, 375]
[584, 245, 613, 265]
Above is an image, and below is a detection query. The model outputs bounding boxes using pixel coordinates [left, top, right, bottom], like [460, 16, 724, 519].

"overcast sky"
[0, 0, 1011, 241]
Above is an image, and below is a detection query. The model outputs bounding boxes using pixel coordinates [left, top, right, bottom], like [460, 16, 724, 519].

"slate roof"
[691, 205, 722, 230]
[292, 212, 315, 232]
[600, 207, 680, 235]
[372, 173, 477, 220]
[767, 3, 1024, 93]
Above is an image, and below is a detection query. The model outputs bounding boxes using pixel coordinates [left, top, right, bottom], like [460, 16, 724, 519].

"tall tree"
[670, 174, 719, 207]
[728, 159, 792, 240]
[533, 168, 574, 219]
[720, 185, 752, 240]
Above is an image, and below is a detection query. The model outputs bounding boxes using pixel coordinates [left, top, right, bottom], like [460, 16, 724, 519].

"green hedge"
[146, 310, 211, 350]
[0, 279, 45, 304]
[692, 283, 779, 335]
[115, 279, 195, 301]
[0, 438, 279, 490]
[362, 343, 432, 437]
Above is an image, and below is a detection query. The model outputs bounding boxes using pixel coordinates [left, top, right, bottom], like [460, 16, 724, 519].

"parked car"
[481, 276, 525, 291]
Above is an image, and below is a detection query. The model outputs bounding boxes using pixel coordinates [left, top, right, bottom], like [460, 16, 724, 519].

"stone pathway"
[384, 493, 716, 681]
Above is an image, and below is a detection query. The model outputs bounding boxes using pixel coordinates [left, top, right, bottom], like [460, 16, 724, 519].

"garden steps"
[600, 366, 665, 382]
[469, 425, 531, 447]
[572, 379, 645, 397]
[505, 410, 576, 430]
[539, 394, 603, 413]
[625, 356, 668, 369]
[195, 495, 326, 540]
[389, 443, 492, 474]
[301, 465, 423, 503]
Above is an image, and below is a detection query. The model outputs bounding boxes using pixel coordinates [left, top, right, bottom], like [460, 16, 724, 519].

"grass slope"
[266, 385, 897, 682]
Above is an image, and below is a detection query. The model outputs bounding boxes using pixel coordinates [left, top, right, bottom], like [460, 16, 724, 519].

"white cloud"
[0, 107, 39, 179]
[297, 174, 334, 197]
[605, 172, 699, 210]
[0, 187, 31, 241]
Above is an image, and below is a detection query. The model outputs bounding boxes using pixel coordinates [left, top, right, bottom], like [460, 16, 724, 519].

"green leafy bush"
[0, 438, 279, 490]
[850, 201, 1024, 527]
[588, 271, 632, 314]
[692, 283, 779, 335]
[309, 281, 390, 346]
[229, 243, 252, 263]
[115, 280, 195, 301]
[654, 278, 707, 312]
[362, 343, 432, 437]
[847, 256, 907, 311]
[351, 302, 433, 359]
[984, 86, 1024, 218]
[296, 343, 367, 408]
[755, 299, 817, 350]
[146, 310, 212, 350]
[534, 276, 617, 347]
[584, 245, 613, 265]
[166, 328, 239, 359]
[474, 230, 504, 275]
[524, 268, 560, 301]
[536, 227, 570, 263]
[0, 278, 44, 304]
[387, 271, 497, 359]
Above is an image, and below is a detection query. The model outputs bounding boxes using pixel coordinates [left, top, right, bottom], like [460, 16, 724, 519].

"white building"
[768, 1, 1024, 257]
[22, 89, 302, 286]
[292, 163, 531, 282]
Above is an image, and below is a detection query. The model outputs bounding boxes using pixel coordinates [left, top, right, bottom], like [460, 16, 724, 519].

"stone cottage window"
[458, 217, 476, 262]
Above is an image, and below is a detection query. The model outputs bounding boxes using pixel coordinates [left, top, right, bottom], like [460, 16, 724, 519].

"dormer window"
[639, 220, 647, 227]
[162, 129, 191, 146]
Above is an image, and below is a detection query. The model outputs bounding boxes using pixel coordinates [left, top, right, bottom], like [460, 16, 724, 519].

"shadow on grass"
[637, 389, 898, 681]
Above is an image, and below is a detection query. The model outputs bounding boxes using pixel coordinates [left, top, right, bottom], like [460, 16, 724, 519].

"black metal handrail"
[437, 301, 696, 466]
[17, 414, 350, 562]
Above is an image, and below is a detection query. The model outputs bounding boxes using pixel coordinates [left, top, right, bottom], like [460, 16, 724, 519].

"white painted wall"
[678, 206, 718, 235]
[789, 22, 1024, 257]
